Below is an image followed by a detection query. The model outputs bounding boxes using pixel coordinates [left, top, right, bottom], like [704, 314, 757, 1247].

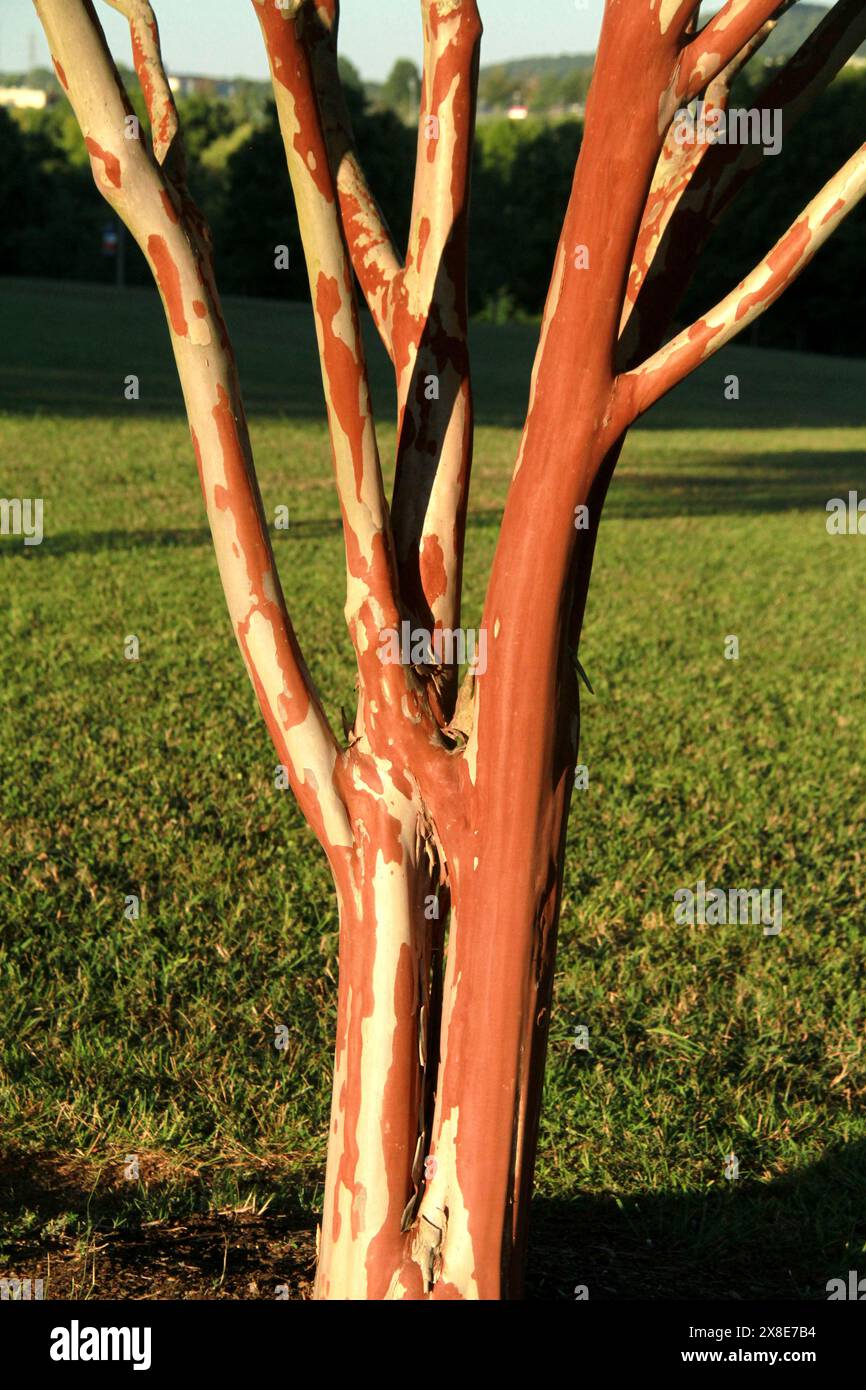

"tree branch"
[388, 0, 481, 718]
[304, 0, 402, 359]
[34, 0, 350, 853]
[678, 0, 785, 101]
[704, 0, 866, 225]
[268, 1, 481, 723]
[251, 4, 405, 678]
[621, 0, 866, 370]
[252, 1, 455, 765]
[101, 0, 180, 168]
[621, 16, 774, 339]
[618, 141, 866, 421]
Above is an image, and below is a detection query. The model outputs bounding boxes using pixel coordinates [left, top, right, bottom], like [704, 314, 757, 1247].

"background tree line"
[1, 55, 864, 357]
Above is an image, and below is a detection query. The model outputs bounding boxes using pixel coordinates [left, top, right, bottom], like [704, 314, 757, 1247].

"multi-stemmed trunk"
[313, 702, 578, 1300]
[314, 423, 623, 1299]
[32, 0, 866, 1299]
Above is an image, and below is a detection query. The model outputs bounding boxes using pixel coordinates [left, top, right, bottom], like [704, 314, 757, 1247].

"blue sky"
[5, 0, 605, 82]
[2, 2, 835, 83]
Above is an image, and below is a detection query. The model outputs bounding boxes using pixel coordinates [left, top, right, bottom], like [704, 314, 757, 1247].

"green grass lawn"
[1, 276, 865, 1299]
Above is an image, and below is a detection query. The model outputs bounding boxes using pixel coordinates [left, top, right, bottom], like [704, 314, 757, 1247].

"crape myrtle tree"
[32, 0, 866, 1299]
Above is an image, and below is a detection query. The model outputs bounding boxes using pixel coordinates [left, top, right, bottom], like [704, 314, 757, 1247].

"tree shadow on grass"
[0, 520, 343, 561]
[0, 450, 864, 566]
[2, 1141, 863, 1300]
[605, 452, 866, 520]
[526, 1139, 866, 1301]
[0, 1149, 317, 1300]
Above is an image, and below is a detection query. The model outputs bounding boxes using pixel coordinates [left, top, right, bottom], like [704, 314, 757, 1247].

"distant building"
[507, 103, 528, 121]
[167, 73, 239, 99]
[0, 86, 47, 109]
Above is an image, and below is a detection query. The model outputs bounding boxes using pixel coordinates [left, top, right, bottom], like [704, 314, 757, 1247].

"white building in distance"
[0, 87, 48, 109]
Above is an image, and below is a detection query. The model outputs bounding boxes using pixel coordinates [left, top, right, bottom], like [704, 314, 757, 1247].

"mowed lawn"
[1, 276, 865, 1300]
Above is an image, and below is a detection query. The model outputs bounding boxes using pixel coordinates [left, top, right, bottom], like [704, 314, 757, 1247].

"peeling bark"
[33, 0, 866, 1300]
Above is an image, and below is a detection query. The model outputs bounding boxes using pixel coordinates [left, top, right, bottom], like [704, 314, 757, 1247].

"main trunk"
[314, 771, 575, 1301]
[403, 773, 576, 1299]
[312, 392, 619, 1298]
[313, 778, 435, 1299]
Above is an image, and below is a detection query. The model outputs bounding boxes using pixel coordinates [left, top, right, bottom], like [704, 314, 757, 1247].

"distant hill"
[479, 53, 594, 83]
[760, 2, 866, 60]
[477, 53, 594, 111]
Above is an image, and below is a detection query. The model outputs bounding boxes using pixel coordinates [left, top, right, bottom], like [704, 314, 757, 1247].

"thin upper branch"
[618, 141, 866, 421]
[100, 0, 180, 167]
[251, 2, 399, 636]
[34, 0, 349, 852]
[704, 0, 866, 226]
[252, 0, 455, 761]
[280, 0, 483, 724]
[621, 17, 774, 339]
[304, 0, 403, 359]
[677, 0, 785, 102]
[401, 0, 481, 337]
[621, 0, 866, 369]
[387, 0, 481, 692]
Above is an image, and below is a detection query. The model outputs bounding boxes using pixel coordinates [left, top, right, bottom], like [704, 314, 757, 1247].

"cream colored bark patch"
[656, 0, 682, 35]
[414, 1105, 479, 1297]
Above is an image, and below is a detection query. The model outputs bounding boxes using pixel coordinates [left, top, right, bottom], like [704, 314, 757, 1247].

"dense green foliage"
[680, 65, 866, 357]
[2, 49, 864, 355]
[477, 53, 593, 111]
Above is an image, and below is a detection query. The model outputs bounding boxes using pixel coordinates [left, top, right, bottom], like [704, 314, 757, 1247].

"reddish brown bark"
[33, 0, 866, 1299]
